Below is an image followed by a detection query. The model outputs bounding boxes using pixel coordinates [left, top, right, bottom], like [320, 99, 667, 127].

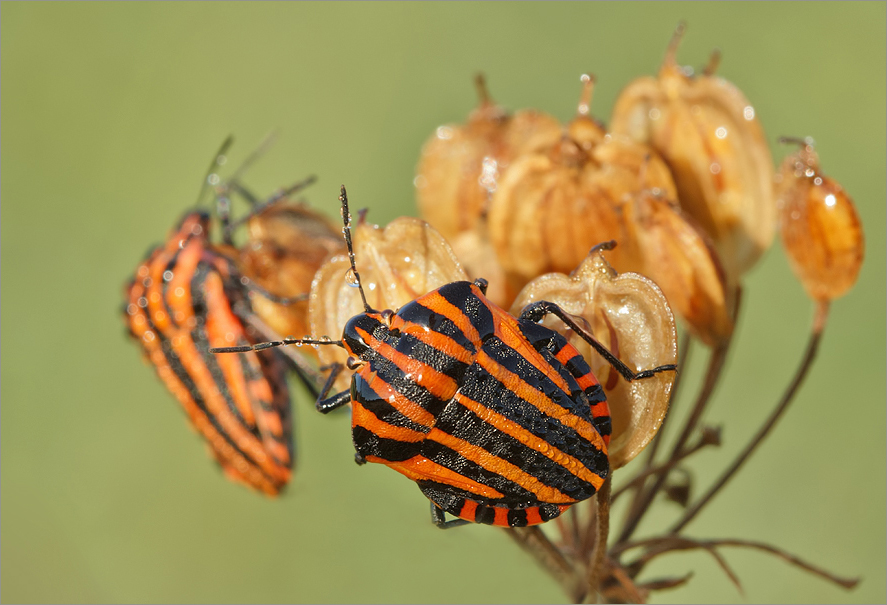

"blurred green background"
[2, 2, 884, 603]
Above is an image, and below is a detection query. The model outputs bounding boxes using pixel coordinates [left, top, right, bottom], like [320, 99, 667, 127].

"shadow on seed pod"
[309, 215, 469, 391]
[415, 74, 562, 243]
[509, 246, 678, 468]
[488, 74, 676, 295]
[610, 23, 776, 285]
[239, 200, 346, 350]
[623, 189, 733, 346]
[775, 137, 864, 302]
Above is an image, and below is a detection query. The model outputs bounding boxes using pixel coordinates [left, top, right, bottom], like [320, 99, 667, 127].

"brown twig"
[615, 534, 859, 590]
[616, 334, 731, 543]
[505, 526, 580, 599]
[611, 436, 713, 503]
[669, 301, 830, 534]
[586, 479, 612, 602]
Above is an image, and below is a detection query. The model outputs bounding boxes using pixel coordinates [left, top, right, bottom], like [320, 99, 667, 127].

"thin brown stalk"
[669, 301, 830, 534]
[616, 332, 731, 543]
[615, 534, 858, 590]
[586, 478, 612, 603]
[611, 438, 711, 503]
[505, 526, 579, 598]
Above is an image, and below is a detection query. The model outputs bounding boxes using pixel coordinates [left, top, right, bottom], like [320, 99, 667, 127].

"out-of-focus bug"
[122, 138, 331, 495]
[213, 186, 676, 526]
[124, 211, 294, 495]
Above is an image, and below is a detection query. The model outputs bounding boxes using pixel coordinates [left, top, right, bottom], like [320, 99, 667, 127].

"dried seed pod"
[488, 75, 677, 294]
[624, 190, 733, 346]
[510, 248, 678, 468]
[309, 216, 469, 390]
[775, 138, 864, 301]
[610, 24, 776, 284]
[239, 201, 345, 347]
[449, 220, 516, 309]
[415, 74, 561, 242]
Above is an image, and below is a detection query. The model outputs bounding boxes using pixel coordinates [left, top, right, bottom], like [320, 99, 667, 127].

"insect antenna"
[195, 135, 234, 208]
[339, 185, 373, 313]
[211, 336, 345, 354]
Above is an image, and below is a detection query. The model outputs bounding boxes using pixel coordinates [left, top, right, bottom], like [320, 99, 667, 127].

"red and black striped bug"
[122, 138, 326, 495]
[124, 212, 295, 495]
[213, 186, 676, 525]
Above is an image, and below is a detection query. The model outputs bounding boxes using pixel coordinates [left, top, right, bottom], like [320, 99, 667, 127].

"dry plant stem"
[669, 300, 831, 534]
[617, 330, 732, 543]
[611, 438, 712, 503]
[615, 535, 859, 590]
[505, 526, 580, 598]
[586, 478, 612, 603]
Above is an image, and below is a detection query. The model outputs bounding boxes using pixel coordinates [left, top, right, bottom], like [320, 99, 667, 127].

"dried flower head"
[309, 216, 468, 390]
[239, 202, 345, 347]
[775, 138, 864, 302]
[415, 74, 561, 243]
[510, 246, 678, 468]
[488, 75, 676, 294]
[624, 190, 733, 345]
[610, 23, 776, 284]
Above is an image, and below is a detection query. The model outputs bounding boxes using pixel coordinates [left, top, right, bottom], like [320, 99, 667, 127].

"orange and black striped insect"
[122, 138, 326, 495]
[124, 211, 296, 495]
[214, 186, 676, 525]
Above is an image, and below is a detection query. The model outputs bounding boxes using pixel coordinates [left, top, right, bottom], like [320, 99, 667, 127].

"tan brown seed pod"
[624, 190, 733, 346]
[488, 74, 676, 294]
[309, 216, 468, 390]
[415, 74, 561, 243]
[610, 23, 776, 284]
[239, 202, 345, 348]
[510, 247, 678, 469]
[775, 138, 864, 302]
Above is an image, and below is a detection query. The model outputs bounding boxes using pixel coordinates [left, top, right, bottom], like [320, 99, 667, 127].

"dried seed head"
[610, 24, 776, 285]
[449, 221, 516, 309]
[510, 249, 678, 468]
[309, 217, 468, 390]
[415, 74, 561, 242]
[624, 190, 733, 346]
[239, 202, 345, 349]
[776, 139, 864, 301]
[488, 76, 677, 294]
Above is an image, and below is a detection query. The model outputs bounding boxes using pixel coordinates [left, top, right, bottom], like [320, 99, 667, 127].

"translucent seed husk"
[775, 141, 864, 301]
[610, 24, 776, 284]
[510, 249, 678, 468]
[309, 217, 468, 391]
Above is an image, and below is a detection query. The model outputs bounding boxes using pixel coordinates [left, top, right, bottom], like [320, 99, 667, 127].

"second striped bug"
[212, 186, 676, 526]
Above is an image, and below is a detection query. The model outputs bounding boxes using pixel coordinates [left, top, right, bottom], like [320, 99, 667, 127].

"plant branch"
[669, 301, 830, 534]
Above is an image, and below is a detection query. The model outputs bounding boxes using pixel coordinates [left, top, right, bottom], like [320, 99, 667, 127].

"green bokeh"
[2, 2, 884, 603]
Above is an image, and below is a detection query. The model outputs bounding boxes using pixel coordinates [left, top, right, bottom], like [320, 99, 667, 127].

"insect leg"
[519, 301, 677, 382]
[430, 503, 470, 529]
[315, 363, 351, 413]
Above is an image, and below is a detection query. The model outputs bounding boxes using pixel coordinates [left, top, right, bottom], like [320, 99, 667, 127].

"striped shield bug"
[123, 137, 329, 495]
[213, 186, 676, 526]
[124, 211, 295, 495]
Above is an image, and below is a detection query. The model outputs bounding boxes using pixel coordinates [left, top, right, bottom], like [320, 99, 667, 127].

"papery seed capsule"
[610, 24, 776, 285]
[775, 138, 864, 301]
[308, 216, 470, 392]
[415, 74, 561, 242]
[623, 190, 733, 345]
[510, 246, 678, 468]
[239, 201, 345, 344]
[488, 74, 676, 293]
